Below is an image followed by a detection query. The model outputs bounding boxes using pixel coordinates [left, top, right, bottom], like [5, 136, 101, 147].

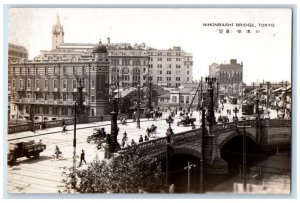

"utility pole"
[200, 107, 206, 193]
[237, 124, 251, 192]
[137, 85, 140, 128]
[184, 161, 196, 193]
[73, 102, 78, 171]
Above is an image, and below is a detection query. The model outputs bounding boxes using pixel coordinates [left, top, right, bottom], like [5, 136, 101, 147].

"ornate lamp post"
[165, 115, 174, 191]
[205, 76, 217, 125]
[104, 99, 120, 159]
[216, 82, 220, 110]
[148, 75, 153, 110]
[233, 106, 239, 122]
[137, 85, 141, 128]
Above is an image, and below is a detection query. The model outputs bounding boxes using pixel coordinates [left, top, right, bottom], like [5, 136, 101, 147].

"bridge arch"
[219, 130, 256, 148]
[154, 146, 202, 161]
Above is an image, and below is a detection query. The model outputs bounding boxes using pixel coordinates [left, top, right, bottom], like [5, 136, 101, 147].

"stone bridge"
[134, 119, 291, 174]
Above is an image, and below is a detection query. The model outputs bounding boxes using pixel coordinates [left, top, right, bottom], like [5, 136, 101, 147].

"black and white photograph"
[5, 6, 293, 195]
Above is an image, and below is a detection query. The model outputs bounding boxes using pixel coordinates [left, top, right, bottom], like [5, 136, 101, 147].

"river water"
[204, 149, 291, 194]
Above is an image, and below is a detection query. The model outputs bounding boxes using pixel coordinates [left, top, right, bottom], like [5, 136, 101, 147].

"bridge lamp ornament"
[233, 107, 239, 122]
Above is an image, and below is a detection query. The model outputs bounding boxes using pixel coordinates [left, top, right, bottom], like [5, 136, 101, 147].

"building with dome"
[9, 40, 110, 122]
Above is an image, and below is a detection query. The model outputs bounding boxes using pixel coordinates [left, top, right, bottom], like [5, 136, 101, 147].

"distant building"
[8, 43, 29, 122]
[148, 47, 193, 87]
[8, 43, 28, 62]
[209, 59, 243, 88]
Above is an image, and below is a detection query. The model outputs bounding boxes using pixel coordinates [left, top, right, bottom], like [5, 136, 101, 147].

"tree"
[59, 144, 166, 193]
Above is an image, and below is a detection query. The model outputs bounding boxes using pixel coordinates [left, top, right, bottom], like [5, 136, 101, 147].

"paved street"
[7, 111, 199, 193]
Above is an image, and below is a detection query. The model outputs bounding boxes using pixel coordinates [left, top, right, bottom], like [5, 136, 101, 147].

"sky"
[8, 8, 292, 84]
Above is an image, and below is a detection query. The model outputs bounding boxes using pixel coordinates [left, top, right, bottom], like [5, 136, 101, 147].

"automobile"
[87, 128, 106, 143]
[177, 116, 196, 127]
[8, 140, 46, 166]
[217, 116, 229, 123]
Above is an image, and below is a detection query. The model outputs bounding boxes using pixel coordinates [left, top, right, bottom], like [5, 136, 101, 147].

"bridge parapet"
[137, 128, 201, 153]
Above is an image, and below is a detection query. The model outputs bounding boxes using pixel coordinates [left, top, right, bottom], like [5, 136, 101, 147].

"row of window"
[149, 64, 183, 69]
[155, 70, 190, 75]
[171, 96, 190, 104]
[14, 104, 97, 117]
[148, 52, 181, 56]
[111, 67, 141, 73]
[11, 66, 86, 75]
[11, 92, 98, 103]
[110, 58, 148, 66]
[150, 57, 182, 61]
[11, 78, 108, 89]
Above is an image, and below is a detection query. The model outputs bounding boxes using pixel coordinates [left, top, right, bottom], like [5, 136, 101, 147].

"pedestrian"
[62, 119, 65, 127]
[62, 124, 67, 134]
[123, 131, 128, 140]
[139, 135, 143, 143]
[100, 114, 103, 122]
[121, 137, 126, 148]
[131, 139, 136, 146]
[144, 135, 149, 141]
[78, 149, 87, 167]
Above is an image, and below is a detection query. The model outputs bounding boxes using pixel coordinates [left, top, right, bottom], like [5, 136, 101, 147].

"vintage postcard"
[6, 7, 292, 195]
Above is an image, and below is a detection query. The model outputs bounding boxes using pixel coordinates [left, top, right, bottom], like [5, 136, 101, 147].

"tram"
[229, 96, 238, 105]
[242, 103, 254, 115]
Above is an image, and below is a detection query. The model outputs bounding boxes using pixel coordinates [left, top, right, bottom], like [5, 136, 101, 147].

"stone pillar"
[256, 119, 269, 150]
[202, 77, 228, 174]
[203, 133, 228, 174]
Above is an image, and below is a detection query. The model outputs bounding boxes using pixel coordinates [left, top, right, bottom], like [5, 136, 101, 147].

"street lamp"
[233, 106, 239, 122]
[148, 75, 153, 110]
[205, 76, 217, 125]
[137, 85, 141, 129]
[165, 115, 174, 191]
[73, 102, 78, 171]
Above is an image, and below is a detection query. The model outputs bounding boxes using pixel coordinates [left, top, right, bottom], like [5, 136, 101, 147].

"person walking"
[100, 114, 103, 122]
[78, 149, 87, 167]
[139, 135, 144, 143]
[62, 119, 65, 127]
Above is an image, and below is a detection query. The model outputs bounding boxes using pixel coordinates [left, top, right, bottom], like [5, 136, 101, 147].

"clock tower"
[52, 15, 64, 50]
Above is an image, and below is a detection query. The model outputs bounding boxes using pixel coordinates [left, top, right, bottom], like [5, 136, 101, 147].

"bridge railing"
[122, 118, 291, 155]
[7, 118, 75, 134]
[135, 128, 202, 153]
[214, 119, 257, 133]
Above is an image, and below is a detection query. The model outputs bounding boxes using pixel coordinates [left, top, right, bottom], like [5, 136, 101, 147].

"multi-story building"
[148, 47, 193, 87]
[209, 59, 243, 88]
[8, 43, 28, 62]
[9, 41, 110, 122]
[8, 43, 29, 122]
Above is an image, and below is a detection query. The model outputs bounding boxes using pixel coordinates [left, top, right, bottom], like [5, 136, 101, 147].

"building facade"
[148, 47, 193, 87]
[9, 41, 110, 122]
[209, 59, 243, 87]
